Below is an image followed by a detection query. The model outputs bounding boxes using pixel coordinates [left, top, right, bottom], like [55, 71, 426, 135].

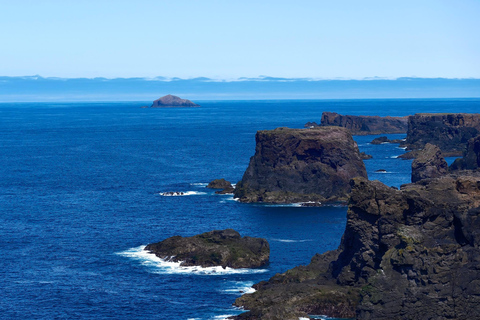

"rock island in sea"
[150, 94, 200, 108]
[234, 126, 367, 204]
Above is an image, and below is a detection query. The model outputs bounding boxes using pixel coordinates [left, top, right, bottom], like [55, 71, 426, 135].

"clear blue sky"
[1, 0, 479, 79]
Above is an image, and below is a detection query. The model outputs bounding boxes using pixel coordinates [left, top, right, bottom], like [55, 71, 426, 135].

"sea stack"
[151, 94, 200, 108]
[234, 127, 367, 204]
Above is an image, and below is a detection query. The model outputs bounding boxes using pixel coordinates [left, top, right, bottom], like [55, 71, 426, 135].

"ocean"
[1, 99, 479, 319]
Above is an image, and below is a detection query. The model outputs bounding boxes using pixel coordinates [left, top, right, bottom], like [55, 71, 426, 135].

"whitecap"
[190, 183, 208, 186]
[222, 281, 256, 295]
[271, 238, 313, 243]
[397, 146, 407, 150]
[390, 155, 399, 158]
[116, 246, 268, 276]
[159, 191, 207, 196]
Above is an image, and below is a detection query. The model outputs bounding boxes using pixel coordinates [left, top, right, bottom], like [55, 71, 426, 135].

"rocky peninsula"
[144, 229, 269, 269]
[151, 94, 200, 108]
[311, 112, 409, 135]
[234, 127, 367, 204]
[232, 172, 480, 320]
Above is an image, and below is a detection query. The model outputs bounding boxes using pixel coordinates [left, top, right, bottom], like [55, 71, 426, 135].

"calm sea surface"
[1, 99, 479, 319]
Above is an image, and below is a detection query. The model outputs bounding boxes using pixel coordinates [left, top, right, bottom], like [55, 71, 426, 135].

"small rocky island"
[234, 127, 367, 204]
[308, 112, 409, 135]
[150, 94, 200, 108]
[144, 229, 269, 269]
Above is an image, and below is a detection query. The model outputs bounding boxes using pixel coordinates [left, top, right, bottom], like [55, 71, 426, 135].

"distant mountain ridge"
[0, 76, 479, 101]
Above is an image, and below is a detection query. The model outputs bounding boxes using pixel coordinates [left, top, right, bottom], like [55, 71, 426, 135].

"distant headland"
[150, 94, 200, 108]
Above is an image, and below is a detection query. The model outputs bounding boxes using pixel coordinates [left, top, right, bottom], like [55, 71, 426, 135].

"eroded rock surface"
[405, 113, 480, 156]
[234, 127, 367, 204]
[411, 143, 448, 182]
[207, 178, 235, 194]
[145, 229, 269, 269]
[451, 135, 480, 171]
[318, 112, 409, 135]
[233, 174, 480, 320]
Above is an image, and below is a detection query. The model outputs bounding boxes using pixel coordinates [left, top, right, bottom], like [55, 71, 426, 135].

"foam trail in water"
[116, 246, 268, 275]
[222, 281, 256, 294]
[271, 238, 313, 243]
[190, 183, 208, 186]
[160, 191, 207, 196]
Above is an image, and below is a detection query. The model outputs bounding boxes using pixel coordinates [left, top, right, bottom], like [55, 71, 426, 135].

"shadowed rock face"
[234, 127, 367, 204]
[406, 113, 480, 156]
[411, 143, 448, 182]
[318, 112, 409, 135]
[151, 94, 199, 107]
[451, 135, 480, 171]
[233, 174, 480, 320]
[145, 229, 269, 269]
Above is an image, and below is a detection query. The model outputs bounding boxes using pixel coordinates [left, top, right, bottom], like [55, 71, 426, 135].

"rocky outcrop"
[370, 136, 404, 145]
[151, 94, 199, 107]
[317, 112, 409, 135]
[233, 174, 480, 319]
[206, 178, 235, 194]
[451, 135, 480, 171]
[360, 152, 373, 160]
[411, 143, 448, 182]
[145, 229, 269, 269]
[405, 113, 480, 156]
[234, 127, 367, 204]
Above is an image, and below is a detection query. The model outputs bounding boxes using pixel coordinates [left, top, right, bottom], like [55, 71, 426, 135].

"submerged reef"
[145, 229, 269, 269]
[234, 127, 367, 204]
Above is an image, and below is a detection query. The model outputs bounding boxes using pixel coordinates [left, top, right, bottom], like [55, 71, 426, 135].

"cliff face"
[151, 94, 199, 107]
[234, 127, 367, 204]
[405, 113, 480, 156]
[411, 143, 448, 182]
[233, 174, 480, 320]
[451, 135, 480, 171]
[318, 112, 409, 135]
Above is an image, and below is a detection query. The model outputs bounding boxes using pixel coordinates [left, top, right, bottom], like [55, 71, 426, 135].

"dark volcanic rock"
[318, 112, 409, 135]
[405, 113, 480, 155]
[451, 135, 480, 171]
[370, 136, 390, 144]
[411, 143, 448, 182]
[145, 229, 269, 269]
[233, 174, 480, 319]
[151, 94, 199, 108]
[360, 152, 373, 160]
[234, 127, 367, 204]
[207, 178, 233, 189]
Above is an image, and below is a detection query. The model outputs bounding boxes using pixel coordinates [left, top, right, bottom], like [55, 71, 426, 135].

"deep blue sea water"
[1, 99, 479, 320]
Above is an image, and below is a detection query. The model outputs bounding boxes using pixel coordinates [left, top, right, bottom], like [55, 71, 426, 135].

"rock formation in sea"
[233, 127, 367, 204]
[150, 94, 200, 108]
[316, 112, 409, 135]
[206, 178, 235, 194]
[411, 143, 448, 182]
[145, 229, 269, 269]
[370, 136, 404, 145]
[405, 113, 480, 156]
[450, 135, 480, 171]
[232, 173, 480, 320]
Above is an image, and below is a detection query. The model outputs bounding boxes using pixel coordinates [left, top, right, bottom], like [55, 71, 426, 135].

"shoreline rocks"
[234, 127, 367, 204]
[145, 229, 269, 269]
[411, 143, 448, 182]
[232, 174, 480, 319]
[151, 94, 200, 108]
[207, 178, 235, 194]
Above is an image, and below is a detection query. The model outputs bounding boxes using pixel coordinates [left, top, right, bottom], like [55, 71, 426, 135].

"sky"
[1, 0, 479, 79]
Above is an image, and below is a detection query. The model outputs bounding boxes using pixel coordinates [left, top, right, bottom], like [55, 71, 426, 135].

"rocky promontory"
[315, 112, 409, 135]
[405, 113, 480, 156]
[151, 94, 200, 108]
[233, 174, 480, 319]
[451, 135, 480, 171]
[411, 143, 448, 182]
[145, 229, 269, 269]
[234, 127, 367, 204]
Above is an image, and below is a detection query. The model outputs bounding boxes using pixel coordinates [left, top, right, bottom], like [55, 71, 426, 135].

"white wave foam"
[190, 183, 208, 186]
[397, 146, 407, 150]
[160, 191, 207, 196]
[116, 246, 268, 276]
[271, 238, 313, 243]
[222, 281, 256, 294]
[390, 155, 399, 158]
[212, 315, 235, 320]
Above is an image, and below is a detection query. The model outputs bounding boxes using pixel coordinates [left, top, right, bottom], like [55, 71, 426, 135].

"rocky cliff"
[317, 112, 409, 135]
[145, 229, 269, 269]
[151, 94, 199, 107]
[411, 143, 448, 182]
[405, 113, 480, 156]
[234, 127, 367, 204]
[451, 135, 480, 171]
[233, 174, 480, 319]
